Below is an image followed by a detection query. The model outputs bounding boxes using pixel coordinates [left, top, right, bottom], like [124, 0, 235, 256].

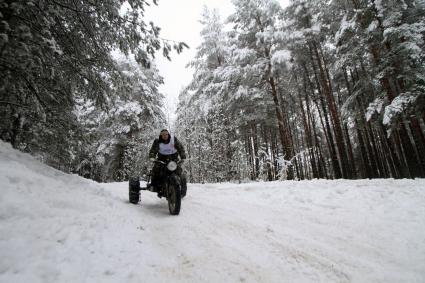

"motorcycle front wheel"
[167, 181, 181, 215]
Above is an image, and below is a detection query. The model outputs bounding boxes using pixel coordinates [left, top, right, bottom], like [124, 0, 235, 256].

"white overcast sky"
[146, 0, 290, 125]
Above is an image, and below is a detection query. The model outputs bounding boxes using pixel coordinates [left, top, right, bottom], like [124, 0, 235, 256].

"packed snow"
[1, 140, 425, 283]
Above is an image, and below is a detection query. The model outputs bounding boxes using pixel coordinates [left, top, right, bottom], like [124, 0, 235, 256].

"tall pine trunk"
[269, 77, 294, 180]
[311, 41, 350, 178]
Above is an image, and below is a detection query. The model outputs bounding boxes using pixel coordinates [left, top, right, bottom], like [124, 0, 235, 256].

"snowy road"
[101, 180, 425, 283]
[1, 141, 425, 283]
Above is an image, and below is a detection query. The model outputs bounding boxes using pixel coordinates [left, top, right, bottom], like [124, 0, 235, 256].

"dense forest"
[1, 0, 424, 182]
[175, 0, 425, 182]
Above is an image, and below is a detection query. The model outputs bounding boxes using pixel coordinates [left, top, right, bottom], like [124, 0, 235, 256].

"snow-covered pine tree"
[0, 0, 185, 176]
[75, 58, 166, 182]
[175, 7, 247, 182]
[227, 0, 297, 179]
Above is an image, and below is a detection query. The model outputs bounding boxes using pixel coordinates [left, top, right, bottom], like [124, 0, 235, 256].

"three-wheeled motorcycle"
[129, 159, 186, 215]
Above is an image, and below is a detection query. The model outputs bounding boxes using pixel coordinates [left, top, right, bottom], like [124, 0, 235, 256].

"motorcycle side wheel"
[129, 178, 140, 204]
[167, 183, 181, 215]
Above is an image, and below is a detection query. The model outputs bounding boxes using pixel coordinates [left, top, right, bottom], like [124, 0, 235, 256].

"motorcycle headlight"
[167, 161, 178, 171]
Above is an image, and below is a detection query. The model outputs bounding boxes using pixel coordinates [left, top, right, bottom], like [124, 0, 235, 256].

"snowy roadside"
[1, 141, 425, 283]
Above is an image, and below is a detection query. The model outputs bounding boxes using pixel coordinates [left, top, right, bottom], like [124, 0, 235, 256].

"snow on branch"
[383, 94, 416, 126]
[271, 49, 292, 71]
[366, 98, 384, 122]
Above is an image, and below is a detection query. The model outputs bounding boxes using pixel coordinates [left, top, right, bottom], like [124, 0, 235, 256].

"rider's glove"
[149, 157, 155, 162]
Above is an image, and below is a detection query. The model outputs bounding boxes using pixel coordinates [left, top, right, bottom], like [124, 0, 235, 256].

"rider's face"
[160, 131, 169, 139]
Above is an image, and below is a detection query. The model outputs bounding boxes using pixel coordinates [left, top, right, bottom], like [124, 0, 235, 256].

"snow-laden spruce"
[1, 141, 425, 283]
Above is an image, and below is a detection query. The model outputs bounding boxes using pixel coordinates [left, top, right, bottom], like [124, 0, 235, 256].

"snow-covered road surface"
[1, 141, 425, 283]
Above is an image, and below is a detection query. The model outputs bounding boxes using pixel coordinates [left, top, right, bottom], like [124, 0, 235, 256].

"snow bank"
[0, 141, 116, 283]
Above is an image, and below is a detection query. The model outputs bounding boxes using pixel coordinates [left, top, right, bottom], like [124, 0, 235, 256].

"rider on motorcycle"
[148, 129, 187, 197]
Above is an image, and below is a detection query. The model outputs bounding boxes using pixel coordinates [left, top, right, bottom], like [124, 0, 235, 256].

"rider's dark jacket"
[149, 135, 186, 161]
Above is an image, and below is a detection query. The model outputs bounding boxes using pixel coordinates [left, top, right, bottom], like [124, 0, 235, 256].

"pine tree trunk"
[401, 119, 425, 177]
[251, 122, 260, 179]
[311, 41, 349, 178]
[394, 129, 413, 178]
[197, 137, 202, 183]
[355, 121, 372, 179]
[303, 81, 320, 179]
[225, 123, 233, 180]
[292, 120, 303, 180]
[244, 127, 254, 180]
[344, 123, 357, 178]
[296, 71, 317, 179]
[261, 125, 273, 181]
[306, 55, 342, 178]
[377, 126, 399, 178]
[371, 125, 391, 178]
[269, 77, 294, 180]
[342, 67, 357, 178]
[409, 117, 425, 177]
[271, 127, 279, 179]
[307, 104, 326, 178]
[364, 122, 381, 177]
[386, 128, 409, 178]
[286, 101, 300, 180]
